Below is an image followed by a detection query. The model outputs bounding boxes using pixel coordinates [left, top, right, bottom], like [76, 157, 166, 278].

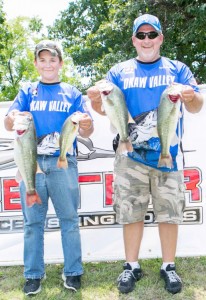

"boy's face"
[34, 50, 63, 83]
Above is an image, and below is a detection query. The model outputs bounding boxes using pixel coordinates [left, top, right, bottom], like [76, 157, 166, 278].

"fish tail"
[158, 154, 173, 169]
[26, 191, 42, 207]
[116, 139, 133, 155]
[57, 157, 68, 169]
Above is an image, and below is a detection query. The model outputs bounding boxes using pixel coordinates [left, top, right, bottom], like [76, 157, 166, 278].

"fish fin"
[109, 122, 118, 134]
[101, 104, 105, 113]
[26, 191, 42, 207]
[57, 157, 68, 169]
[15, 170, 22, 183]
[54, 137, 60, 148]
[36, 162, 44, 174]
[128, 112, 135, 124]
[116, 140, 133, 154]
[158, 154, 173, 169]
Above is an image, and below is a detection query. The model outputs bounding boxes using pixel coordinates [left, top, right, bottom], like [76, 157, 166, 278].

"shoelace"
[117, 270, 135, 282]
[166, 270, 181, 283]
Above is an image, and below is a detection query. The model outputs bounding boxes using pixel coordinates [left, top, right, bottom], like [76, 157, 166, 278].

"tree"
[48, 0, 138, 84]
[0, 16, 39, 101]
[0, 13, 78, 101]
[0, 0, 7, 86]
[48, 0, 206, 85]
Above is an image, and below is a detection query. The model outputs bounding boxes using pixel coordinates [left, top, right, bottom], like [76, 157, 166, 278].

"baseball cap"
[34, 40, 63, 60]
[133, 14, 162, 35]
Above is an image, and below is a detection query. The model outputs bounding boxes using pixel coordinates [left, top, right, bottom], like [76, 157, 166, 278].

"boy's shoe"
[62, 273, 81, 292]
[23, 278, 41, 295]
[160, 264, 182, 294]
[117, 262, 143, 294]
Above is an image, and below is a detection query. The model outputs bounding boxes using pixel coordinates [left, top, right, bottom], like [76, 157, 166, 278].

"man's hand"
[78, 113, 94, 138]
[4, 110, 19, 131]
[180, 85, 195, 104]
[87, 86, 106, 115]
[79, 113, 93, 131]
[4, 110, 32, 131]
[180, 85, 203, 113]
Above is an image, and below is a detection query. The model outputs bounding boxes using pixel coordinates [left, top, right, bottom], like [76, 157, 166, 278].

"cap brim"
[36, 47, 59, 57]
[133, 22, 161, 34]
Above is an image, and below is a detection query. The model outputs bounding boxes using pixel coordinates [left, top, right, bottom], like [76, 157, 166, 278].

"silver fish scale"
[14, 118, 37, 193]
[100, 82, 129, 142]
[59, 116, 79, 160]
[157, 84, 182, 161]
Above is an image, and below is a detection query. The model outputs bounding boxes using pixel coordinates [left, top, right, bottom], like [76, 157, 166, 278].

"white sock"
[127, 261, 140, 270]
[161, 262, 175, 270]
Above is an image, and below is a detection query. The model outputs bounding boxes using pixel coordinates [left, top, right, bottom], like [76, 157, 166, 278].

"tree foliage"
[1, 0, 205, 101]
[0, 8, 78, 101]
[0, 16, 40, 101]
[48, 0, 206, 86]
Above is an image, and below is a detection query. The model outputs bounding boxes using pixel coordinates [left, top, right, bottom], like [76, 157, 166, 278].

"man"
[87, 14, 203, 294]
[4, 40, 94, 295]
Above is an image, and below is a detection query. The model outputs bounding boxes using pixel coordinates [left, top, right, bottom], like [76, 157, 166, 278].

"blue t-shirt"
[7, 81, 89, 156]
[106, 56, 199, 172]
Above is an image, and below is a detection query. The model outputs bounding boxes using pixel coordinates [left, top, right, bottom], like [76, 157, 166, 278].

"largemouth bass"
[157, 83, 183, 168]
[13, 113, 41, 207]
[95, 79, 133, 154]
[57, 112, 85, 168]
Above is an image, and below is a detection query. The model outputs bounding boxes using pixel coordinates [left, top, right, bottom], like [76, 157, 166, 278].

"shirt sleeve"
[177, 61, 199, 92]
[73, 87, 92, 118]
[6, 83, 32, 115]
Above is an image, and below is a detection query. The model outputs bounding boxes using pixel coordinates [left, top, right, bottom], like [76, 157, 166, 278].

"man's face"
[132, 24, 164, 62]
[34, 50, 63, 83]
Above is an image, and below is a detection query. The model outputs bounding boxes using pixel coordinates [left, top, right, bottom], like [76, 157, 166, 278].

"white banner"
[0, 86, 206, 266]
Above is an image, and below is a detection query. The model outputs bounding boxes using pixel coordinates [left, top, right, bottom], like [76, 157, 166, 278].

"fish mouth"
[71, 112, 84, 124]
[95, 79, 114, 94]
[168, 94, 181, 103]
[16, 130, 26, 135]
[102, 90, 111, 96]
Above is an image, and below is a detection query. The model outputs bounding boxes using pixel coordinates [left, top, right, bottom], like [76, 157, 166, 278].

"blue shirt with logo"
[106, 57, 199, 171]
[7, 81, 89, 156]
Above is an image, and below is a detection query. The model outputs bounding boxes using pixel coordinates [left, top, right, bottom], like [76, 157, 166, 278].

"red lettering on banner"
[3, 178, 21, 210]
[104, 173, 113, 206]
[184, 168, 201, 201]
[79, 174, 102, 183]
[0, 168, 202, 212]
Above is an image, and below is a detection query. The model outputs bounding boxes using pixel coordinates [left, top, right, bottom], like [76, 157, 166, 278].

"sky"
[3, 0, 69, 26]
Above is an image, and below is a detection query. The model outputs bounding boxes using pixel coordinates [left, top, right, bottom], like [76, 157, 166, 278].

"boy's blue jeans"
[20, 155, 83, 279]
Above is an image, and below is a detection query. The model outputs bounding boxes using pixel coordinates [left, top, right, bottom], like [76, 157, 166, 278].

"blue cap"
[133, 14, 162, 35]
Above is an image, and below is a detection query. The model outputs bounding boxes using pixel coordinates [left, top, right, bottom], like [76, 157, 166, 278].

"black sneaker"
[23, 278, 41, 295]
[62, 274, 81, 292]
[160, 264, 182, 294]
[117, 263, 143, 294]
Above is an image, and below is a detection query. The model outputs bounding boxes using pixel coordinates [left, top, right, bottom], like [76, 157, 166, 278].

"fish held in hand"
[157, 83, 183, 169]
[13, 113, 41, 207]
[95, 79, 133, 154]
[57, 112, 84, 168]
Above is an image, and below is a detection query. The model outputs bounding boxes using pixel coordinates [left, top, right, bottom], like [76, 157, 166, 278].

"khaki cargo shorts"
[113, 155, 185, 224]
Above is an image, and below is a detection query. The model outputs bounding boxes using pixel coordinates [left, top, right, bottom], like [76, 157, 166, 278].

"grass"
[0, 257, 206, 300]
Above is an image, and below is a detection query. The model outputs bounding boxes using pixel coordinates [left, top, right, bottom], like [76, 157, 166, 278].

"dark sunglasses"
[135, 31, 159, 40]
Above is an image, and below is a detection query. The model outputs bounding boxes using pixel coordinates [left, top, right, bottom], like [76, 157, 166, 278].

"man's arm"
[181, 87, 204, 113]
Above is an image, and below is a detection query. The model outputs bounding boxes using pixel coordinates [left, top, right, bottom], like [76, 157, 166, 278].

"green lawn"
[0, 257, 206, 300]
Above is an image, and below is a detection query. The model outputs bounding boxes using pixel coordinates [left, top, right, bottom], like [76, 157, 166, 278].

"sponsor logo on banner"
[0, 166, 203, 233]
